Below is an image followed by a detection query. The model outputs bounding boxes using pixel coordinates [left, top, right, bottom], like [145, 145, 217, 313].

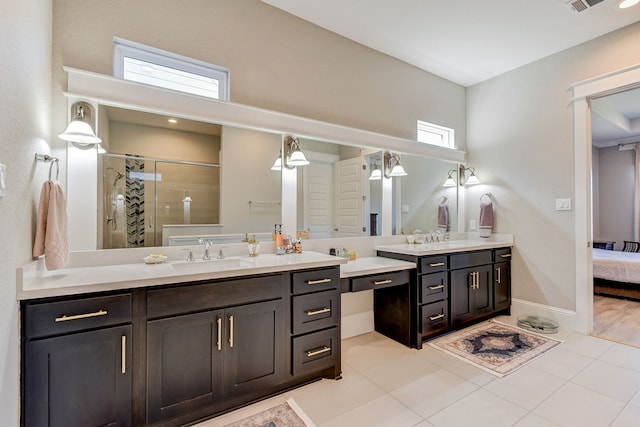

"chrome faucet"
[199, 238, 214, 260]
[217, 246, 229, 259]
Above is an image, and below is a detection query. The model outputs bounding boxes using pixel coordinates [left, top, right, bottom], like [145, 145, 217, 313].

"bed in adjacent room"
[593, 248, 640, 300]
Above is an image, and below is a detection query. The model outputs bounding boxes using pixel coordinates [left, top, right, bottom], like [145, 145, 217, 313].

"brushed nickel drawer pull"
[55, 309, 108, 322]
[228, 315, 234, 348]
[307, 278, 332, 285]
[121, 335, 126, 374]
[429, 313, 445, 321]
[373, 279, 393, 285]
[428, 262, 445, 267]
[428, 284, 444, 290]
[216, 318, 222, 351]
[306, 346, 331, 357]
[500, 254, 512, 258]
[496, 267, 501, 285]
[307, 307, 331, 316]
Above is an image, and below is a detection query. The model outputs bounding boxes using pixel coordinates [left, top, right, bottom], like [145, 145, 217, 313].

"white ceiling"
[262, 0, 640, 146]
[262, 0, 640, 87]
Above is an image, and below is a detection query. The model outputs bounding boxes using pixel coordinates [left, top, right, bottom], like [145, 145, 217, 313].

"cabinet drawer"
[292, 267, 339, 295]
[292, 327, 340, 376]
[450, 250, 492, 270]
[25, 293, 132, 339]
[351, 270, 410, 292]
[419, 255, 447, 274]
[292, 291, 340, 335]
[495, 247, 512, 261]
[147, 274, 284, 319]
[420, 301, 449, 336]
[420, 272, 448, 304]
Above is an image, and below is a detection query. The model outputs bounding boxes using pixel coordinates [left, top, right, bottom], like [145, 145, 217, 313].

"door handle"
[228, 315, 234, 348]
[216, 317, 222, 351]
[373, 279, 393, 285]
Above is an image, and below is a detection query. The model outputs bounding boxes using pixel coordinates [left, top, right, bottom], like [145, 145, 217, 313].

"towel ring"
[439, 195, 449, 204]
[480, 193, 492, 203]
[49, 159, 59, 181]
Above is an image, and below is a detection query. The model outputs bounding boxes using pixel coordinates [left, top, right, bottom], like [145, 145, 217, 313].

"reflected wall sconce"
[58, 101, 102, 148]
[284, 136, 309, 168]
[368, 160, 382, 180]
[383, 151, 407, 178]
[443, 169, 457, 187]
[459, 165, 480, 186]
[271, 151, 282, 171]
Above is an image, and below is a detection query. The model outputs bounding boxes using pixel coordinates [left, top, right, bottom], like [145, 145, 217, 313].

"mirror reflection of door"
[335, 157, 365, 237]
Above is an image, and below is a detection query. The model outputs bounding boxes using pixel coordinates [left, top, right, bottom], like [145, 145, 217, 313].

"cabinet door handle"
[429, 313, 445, 321]
[373, 279, 393, 285]
[429, 262, 445, 267]
[228, 315, 234, 348]
[496, 267, 501, 285]
[500, 253, 512, 258]
[55, 309, 107, 322]
[216, 318, 222, 351]
[306, 346, 331, 357]
[307, 307, 331, 316]
[121, 335, 126, 374]
[428, 284, 444, 290]
[306, 278, 332, 285]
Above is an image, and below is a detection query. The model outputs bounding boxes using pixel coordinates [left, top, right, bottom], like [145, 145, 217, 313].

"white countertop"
[18, 251, 347, 300]
[375, 239, 512, 256]
[340, 257, 415, 278]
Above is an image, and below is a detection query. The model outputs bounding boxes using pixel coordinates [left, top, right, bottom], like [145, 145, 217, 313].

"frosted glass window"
[113, 37, 229, 101]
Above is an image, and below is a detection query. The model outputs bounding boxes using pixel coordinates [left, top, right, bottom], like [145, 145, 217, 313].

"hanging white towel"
[479, 200, 493, 238]
[437, 200, 449, 233]
[33, 180, 69, 270]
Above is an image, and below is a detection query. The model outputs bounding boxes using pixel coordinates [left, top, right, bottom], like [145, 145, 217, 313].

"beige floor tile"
[342, 332, 410, 372]
[571, 359, 640, 402]
[289, 369, 386, 425]
[630, 389, 640, 408]
[533, 382, 625, 427]
[483, 365, 565, 410]
[512, 412, 561, 427]
[610, 404, 640, 427]
[598, 342, 640, 372]
[528, 347, 594, 380]
[319, 394, 422, 427]
[418, 344, 497, 386]
[390, 368, 478, 418]
[561, 332, 614, 359]
[427, 388, 528, 427]
[360, 350, 440, 392]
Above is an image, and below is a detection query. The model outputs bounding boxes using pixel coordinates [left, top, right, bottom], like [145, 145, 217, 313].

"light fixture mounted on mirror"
[368, 160, 382, 180]
[271, 151, 283, 171]
[383, 151, 407, 178]
[283, 136, 309, 168]
[58, 101, 102, 148]
[443, 169, 457, 187]
[459, 164, 480, 186]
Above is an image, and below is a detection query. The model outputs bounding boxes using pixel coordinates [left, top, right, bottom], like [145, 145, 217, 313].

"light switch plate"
[0, 163, 6, 197]
[555, 198, 572, 211]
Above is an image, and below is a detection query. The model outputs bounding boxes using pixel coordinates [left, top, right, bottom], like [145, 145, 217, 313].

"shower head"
[107, 167, 126, 181]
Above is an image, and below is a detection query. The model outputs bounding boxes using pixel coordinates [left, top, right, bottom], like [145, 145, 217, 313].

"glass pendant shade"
[389, 164, 407, 177]
[271, 156, 282, 171]
[369, 167, 382, 180]
[58, 119, 102, 144]
[443, 177, 456, 187]
[465, 172, 480, 185]
[288, 149, 309, 166]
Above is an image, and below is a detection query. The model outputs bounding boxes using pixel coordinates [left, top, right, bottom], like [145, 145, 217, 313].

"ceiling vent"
[564, 0, 605, 13]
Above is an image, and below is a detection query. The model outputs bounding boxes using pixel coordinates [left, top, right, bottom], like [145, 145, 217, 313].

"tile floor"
[198, 316, 640, 427]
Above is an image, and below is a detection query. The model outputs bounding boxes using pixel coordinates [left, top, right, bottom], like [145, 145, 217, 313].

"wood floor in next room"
[593, 295, 640, 348]
[198, 315, 640, 427]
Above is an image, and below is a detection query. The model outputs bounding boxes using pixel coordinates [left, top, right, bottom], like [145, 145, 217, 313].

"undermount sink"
[171, 257, 244, 269]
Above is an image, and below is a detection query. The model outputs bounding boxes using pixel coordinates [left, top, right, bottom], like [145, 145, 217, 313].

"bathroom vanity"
[19, 253, 344, 427]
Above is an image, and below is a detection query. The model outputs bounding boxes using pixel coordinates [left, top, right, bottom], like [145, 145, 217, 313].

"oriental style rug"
[223, 398, 316, 427]
[429, 320, 562, 377]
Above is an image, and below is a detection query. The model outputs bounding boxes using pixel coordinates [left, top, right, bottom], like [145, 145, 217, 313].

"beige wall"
[467, 22, 640, 311]
[0, 1, 53, 424]
[595, 146, 635, 250]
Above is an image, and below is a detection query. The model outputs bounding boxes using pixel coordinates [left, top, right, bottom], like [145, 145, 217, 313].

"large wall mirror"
[64, 68, 463, 250]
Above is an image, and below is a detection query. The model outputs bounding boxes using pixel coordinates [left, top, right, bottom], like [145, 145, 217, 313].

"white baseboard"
[341, 311, 374, 339]
[511, 298, 580, 332]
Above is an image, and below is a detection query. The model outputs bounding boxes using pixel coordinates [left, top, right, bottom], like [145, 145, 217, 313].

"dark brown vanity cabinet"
[145, 275, 287, 425]
[22, 294, 132, 427]
[494, 248, 512, 312]
[450, 251, 494, 327]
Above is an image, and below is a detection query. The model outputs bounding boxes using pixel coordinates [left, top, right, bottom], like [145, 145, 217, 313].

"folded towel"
[479, 200, 493, 238]
[33, 180, 69, 270]
[437, 200, 449, 233]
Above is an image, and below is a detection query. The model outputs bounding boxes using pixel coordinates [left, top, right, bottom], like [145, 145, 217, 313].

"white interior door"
[303, 161, 334, 239]
[335, 157, 365, 237]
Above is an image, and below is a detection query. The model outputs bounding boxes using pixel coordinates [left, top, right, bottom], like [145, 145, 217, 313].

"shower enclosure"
[99, 153, 220, 249]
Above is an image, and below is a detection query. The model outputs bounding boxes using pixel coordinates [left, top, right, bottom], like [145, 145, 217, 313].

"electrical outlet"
[470, 219, 477, 230]
[555, 198, 572, 211]
[401, 204, 410, 213]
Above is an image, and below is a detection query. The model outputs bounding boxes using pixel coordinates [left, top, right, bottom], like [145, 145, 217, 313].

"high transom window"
[113, 37, 229, 101]
[417, 120, 455, 149]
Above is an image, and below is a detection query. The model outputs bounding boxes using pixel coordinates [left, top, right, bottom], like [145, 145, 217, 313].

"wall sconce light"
[383, 152, 407, 178]
[459, 165, 480, 186]
[271, 152, 282, 171]
[284, 136, 309, 167]
[368, 161, 382, 180]
[443, 169, 457, 187]
[58, 101, 102, 148]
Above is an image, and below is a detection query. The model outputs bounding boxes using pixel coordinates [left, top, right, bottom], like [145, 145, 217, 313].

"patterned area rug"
[429, 320, 562, 377]
[224, 398, 315, 427]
